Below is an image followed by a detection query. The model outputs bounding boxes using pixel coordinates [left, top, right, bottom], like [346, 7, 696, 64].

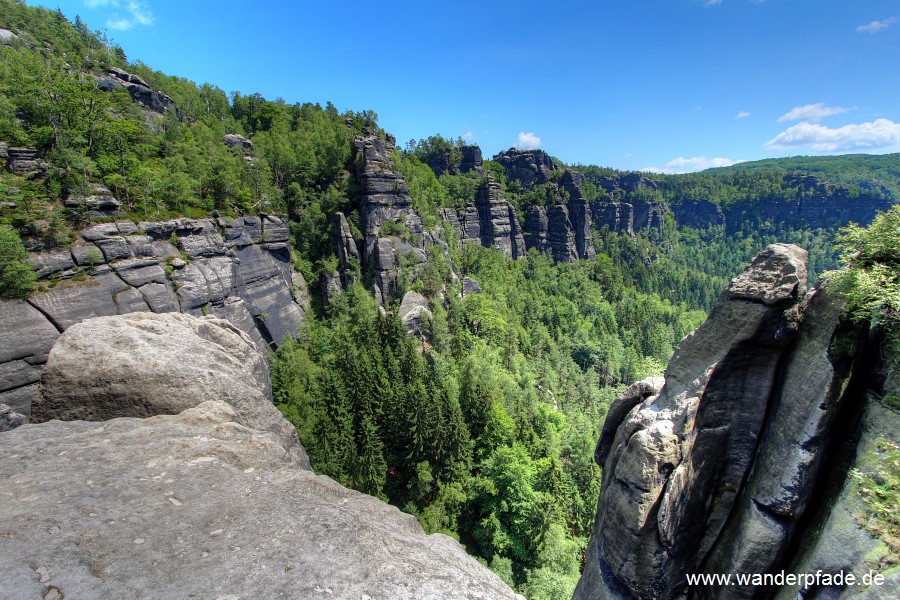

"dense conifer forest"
[1, 2, 897, 597]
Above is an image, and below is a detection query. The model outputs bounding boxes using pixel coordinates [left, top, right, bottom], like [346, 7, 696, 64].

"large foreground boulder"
[0, 401, 521, 599]
[31, 312, 309, 468]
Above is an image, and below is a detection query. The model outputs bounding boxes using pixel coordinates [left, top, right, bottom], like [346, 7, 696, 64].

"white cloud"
[735, 111, 751, 120]
[127, 1, 154, 26]
[643, 156, 744, 174]
[515, 132, 541, 150]
[462, 131, 475, 142]
[705, 0, 722, 6]
[765, 118, 900, 153]
[777, 103, 847, 123]
[83, 0, 155, 31]
[856, 17, 897, 33]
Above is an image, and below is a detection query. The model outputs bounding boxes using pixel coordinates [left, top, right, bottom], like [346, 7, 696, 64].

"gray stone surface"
[28, 249, 75, 278]
[399, 291, 432, 339]
[32, 312, 306, 468]
[0, 400, 521, 600]
[774, 401, 899, 600]
[575, 244, 810, 600]
[354, 134, 428, 306]
[0, 403, 26, 432]
[493, 148, 557, 189]
[0, 383, 39, 418]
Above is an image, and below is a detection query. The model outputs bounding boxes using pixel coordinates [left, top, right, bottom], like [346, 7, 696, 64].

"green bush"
[0, 225, 36, 299]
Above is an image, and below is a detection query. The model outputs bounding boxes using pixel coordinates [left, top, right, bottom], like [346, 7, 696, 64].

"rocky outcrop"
[63, 182, 121, 214]
[595, 172, 660, 194]
[0, 314, 520, 600]
[440, 176, 526, 260]
[331, 211, 360, 288]
[4, 146, 46, 177]
[493, 148, 557, 189]
[591, 200, 635, 235]
[97, 67, 183, 119]
[399, 290, 432, 339]
[0, 299, 60, 416]
[633, 199, 667, 231]
[672, 199, 725, 228]
[561, 170, 596, 260]
[474, 174, 527, 259]
[426, 144, 483, 178]
[575, 244, 896, 599]
[354, 135, 431, 306]
[0, 215, 306, 417]
[0, 403, 26, 432]
[31, 312, 309, 468]
[223, 133, 254, 151]
[524, 204, 579, 262]
[719, 174, 893, 233]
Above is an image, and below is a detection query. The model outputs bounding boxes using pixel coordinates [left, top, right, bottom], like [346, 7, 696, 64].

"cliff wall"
[574, 244, 898, 599]
[0, 215, 307, 418]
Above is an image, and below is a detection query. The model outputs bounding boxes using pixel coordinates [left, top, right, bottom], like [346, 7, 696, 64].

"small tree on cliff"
[825, 204, 900, 373]
[0, 225, 36, 300]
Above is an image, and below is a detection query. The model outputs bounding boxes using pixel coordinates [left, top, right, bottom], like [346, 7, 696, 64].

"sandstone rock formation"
[440, 174, 526, 259]
[561, 170, 597, 260]
[30, 311, 308, 468]
[575, 244, 897, 599]
[672, 199, 725, 228]
[63, 182, 122, 214]
[0, 216, 306, 416]
[1, 401, 521, 599]
[0, 311, 521, 600]
[426, 144, 483, 177]
[354, 135, 432, 306]
[399, 290, 432, 339]
[97, 67, 182, 119]
[4, 146, 47, 177]
[493, 148, 557, 189]
[524, 204, 579, 262]
[223, 133, 254, 151]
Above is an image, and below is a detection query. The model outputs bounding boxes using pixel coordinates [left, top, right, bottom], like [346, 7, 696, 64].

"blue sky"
[32, 0, 900, 173]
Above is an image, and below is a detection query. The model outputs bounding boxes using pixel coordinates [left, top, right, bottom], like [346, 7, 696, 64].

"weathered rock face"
[4, 146, 47, 177]
[561, 170, 597, 260]
[63, 182, 122, 214]
[223, 133, 254, 151]
[524, 204, 580, 262]
[97, 67, 183, 119]
[493, 148, 558, 189]
[1, 402, 521, 600]
[595, 172, 660, 194]
[0, 215, 306, 417]
[591, 200, 635, 235]
[633, 199, 667, 231]
[354, 135, 433, 306]
[441, 174, 526, 260]
[577, 244, 810, 598]
[331, 211, 360, 289]
[31, 312, 309, 468]
[575, 244, 896, 600]
[426, 144, 484, 178]
[672, 199, 725, 228]
[399, 290, 433, 339]
[0, 300, 60, 416]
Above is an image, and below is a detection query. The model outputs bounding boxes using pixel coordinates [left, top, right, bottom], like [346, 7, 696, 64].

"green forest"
[0, 2, 897, 597]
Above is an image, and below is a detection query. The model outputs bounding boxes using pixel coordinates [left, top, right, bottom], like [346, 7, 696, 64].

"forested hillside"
[0, 3, 896, 598]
